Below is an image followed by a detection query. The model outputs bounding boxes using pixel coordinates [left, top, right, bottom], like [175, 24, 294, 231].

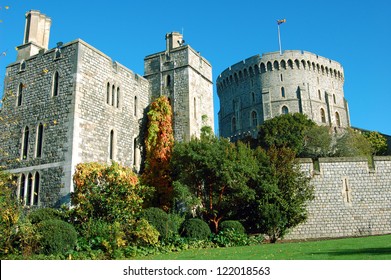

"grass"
[138, 235, 391, 260]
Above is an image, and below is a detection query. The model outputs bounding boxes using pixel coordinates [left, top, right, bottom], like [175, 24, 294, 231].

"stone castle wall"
[286, 156, 391, 240]
[217, 50, 349, 140]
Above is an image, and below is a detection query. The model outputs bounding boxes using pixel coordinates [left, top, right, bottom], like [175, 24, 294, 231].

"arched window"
[26, 173, 33, 206]
[321, 108, 326, 123]
[17, 83, 24, 106]
[281, 87, 285, 98]
[134, 96, 138, 117]
[109, 130, 114, 160]
[273, 61, 279, 70]
[335, 112, 341, 127]
[36, 123, 44, 158]
[231, 117, 237, 132]
[116, 87, 120, 108]
[22, 126, 29, 160]
[288, 59, 293, 69]
[20, 60, 26, 72]
[52, 71, 59, 97]
[33, 172, 40, 206]
[281, 60, 286, 69]
[19, 174, 26, 202]
[251, 111, 258, 127]
[267, 62, 272, 71]
[106, 82, 110, 104]
[295, 59, 300, 69]
[282, 106, 289, 115]
[111, 85, 115, 106]
[260, 63, 266, 73]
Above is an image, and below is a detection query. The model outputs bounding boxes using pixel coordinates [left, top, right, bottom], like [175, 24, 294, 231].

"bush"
[212, 229, 249, 247]
[36, 219, 77, 255]
[28, 208, 64, 224]
[140, 207, 176, 240]
[180, 218, 211, 240]
[131, 218, 160, 246]
[219, 220, 246, 234]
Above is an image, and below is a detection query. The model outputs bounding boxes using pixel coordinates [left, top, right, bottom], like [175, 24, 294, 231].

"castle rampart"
[286, 156, 391, 240]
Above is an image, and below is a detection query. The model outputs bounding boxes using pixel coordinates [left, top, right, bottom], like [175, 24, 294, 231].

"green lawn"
[138, 235, 391, 260]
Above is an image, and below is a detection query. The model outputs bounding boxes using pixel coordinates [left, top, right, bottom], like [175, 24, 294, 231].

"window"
[54, 48, 62, 59]
[318, 90, 322, 100]
[134, 96, 138, 117]
[20, 60, 26, 72]
[282, 106, 289, 115]
[194, 97, 197, 119]
[17, 83, 24, 106]
[321, 108, 326, 123]
[252, 92, 255, 103]
[116, 87, 120, 108]
[281, 87, 285, 98]
[36, 123, 44, 158]
[33, 172, 40, 206]
[111, 85, 115, 106]
[166, 75, 171, 87]
[52, 71, 59, 97]
[335, 112, 341, 127]
[109, 130, 114, 160]
[232, 117, 237, 132]
[333, 94, 336, 104]
[280, 74, 283, 82]
[106, 82, 110, 104]
[251, 111, 258, 127]
[19, 174, 26, 203]
[133, 138, 138, 166]
[22, 126, 30, 160]
[26, 173, 33, 206]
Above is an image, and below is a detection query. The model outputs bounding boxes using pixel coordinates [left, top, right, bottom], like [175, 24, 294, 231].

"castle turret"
[16, 10, 51, 61]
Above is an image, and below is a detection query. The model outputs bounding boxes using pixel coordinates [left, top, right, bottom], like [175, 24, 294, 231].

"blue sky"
[1, 0, 390, 135]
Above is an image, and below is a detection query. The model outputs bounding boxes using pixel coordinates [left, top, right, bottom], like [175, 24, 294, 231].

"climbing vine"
[142, 96, 174, 210]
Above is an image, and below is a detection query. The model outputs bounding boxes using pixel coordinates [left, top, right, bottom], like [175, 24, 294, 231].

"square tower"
[144, 32, 214, 141]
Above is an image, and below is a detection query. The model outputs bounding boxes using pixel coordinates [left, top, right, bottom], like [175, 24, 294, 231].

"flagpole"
[278, 23, 282, 55]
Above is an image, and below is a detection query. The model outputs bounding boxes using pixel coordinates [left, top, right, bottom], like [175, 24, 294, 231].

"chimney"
[165, 32, 184, 51]
[16, 10, 51, 61]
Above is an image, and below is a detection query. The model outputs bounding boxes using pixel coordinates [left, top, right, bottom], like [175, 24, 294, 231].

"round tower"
[217, 50, 350, 140]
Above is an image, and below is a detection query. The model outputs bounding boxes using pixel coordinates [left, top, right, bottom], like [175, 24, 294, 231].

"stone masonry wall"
[286, 156, 391, 240]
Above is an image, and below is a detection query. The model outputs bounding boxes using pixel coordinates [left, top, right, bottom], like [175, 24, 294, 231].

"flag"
[277, 19, 286, 25]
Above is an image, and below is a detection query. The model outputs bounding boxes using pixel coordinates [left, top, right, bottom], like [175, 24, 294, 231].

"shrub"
[36, 219, 77, 255]
[212, 229, 249, 247]
[180, 218, 211, 240]
[28, 208, 64, 224]
[219, 220, 246, 234]
[140, 207, 176, 240]
[131, 218, 160, 246]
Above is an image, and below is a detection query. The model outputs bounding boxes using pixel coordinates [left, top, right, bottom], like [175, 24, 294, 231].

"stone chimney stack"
[165, 32, 184, 51]
[17, 10, 51, 61]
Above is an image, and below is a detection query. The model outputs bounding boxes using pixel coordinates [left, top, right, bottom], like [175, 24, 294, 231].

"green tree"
[302, 125, 333, 158]
[171, 134, 258, 233]
[363, 131, 388, 156]
[258, 113, 315, 155]
[142, 96, 174, 210]
[334, 128, 372, 158]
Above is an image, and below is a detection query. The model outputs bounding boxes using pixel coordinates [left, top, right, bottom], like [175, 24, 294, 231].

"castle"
[1, 10, 390, 240]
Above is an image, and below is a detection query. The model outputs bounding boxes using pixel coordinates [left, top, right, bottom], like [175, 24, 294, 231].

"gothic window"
[26, 173, 33, 206]
[231, 117, 237, 133]
[281, 60, 286, 69]
[116, 87, 120, 108]
[22, 126, 30, 160]
[36, 123, 44, 158]
[288, 59, 293, 69]
[295, 59, 300, 69]
[17, 83, 24, 106]
[19, 174, 26, 203]
[260, 63, 266, 73]
[281, 87, 285, 98]
[301, 60, 306, 69]
[281, 106, 289, 115]
[109, 130, 114, 160]
[106, 82, 110, 104]
[33, 172, 40, 206]
[251, 111, 258, 127]
[273, 61, 279, 70]
[321, 108, 326, 123]
[335, 112, 341, 127]
[52, 71, 59, 97]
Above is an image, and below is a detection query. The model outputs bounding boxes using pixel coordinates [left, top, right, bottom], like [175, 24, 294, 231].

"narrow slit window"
[36, 123, 44, 158]
[106, 82, 110, 104]
[19, 174, 26, 202]
[116, 87, 120, 108]
[26, 173, 33, 206]
[22, 126, 30, 160]
[17, 83, 24, 106]
[109, 130, 114, 160]
[33, 172, 40, 206]
[52, 71, 59, 96]
[111, 85, 115, 106]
